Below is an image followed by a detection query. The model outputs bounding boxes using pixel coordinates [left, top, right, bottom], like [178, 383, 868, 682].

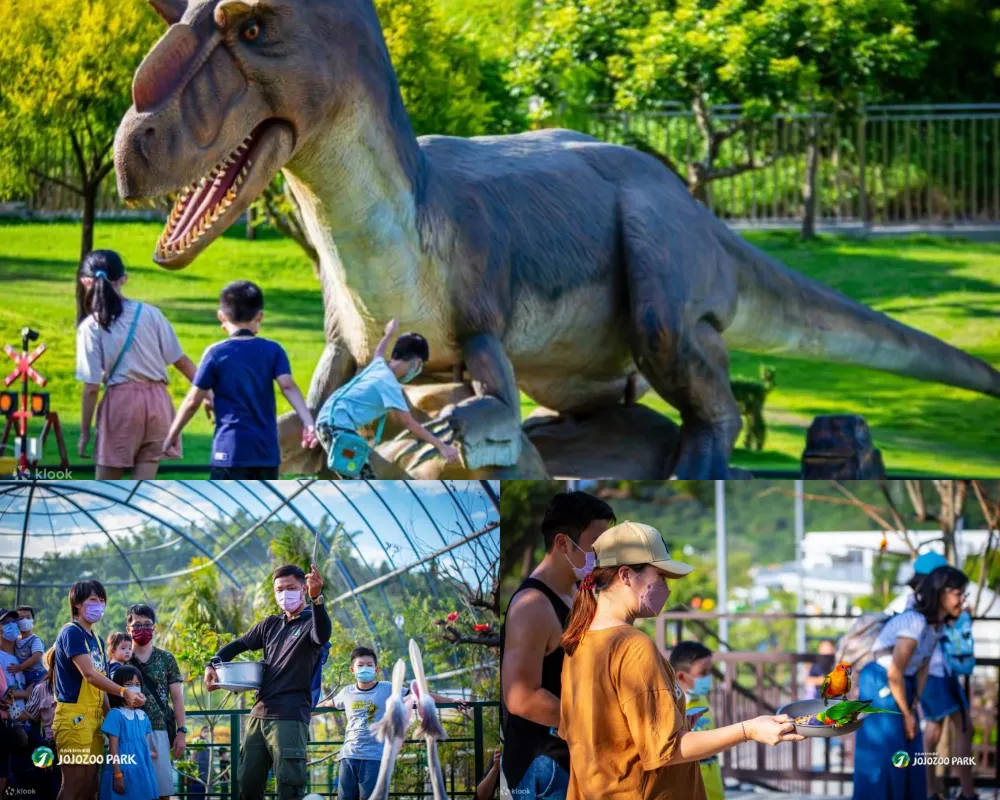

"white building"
[748, 529, 1000, 657]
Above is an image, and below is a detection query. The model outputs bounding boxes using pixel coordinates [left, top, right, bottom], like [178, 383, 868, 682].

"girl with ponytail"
[559, 521, 804, 800]
[76, 250, 206, 478]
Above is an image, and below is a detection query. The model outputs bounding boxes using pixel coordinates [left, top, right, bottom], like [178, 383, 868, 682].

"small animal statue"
[369, 658, 411, 800]
[731, 365, 777, 451]
[409, 639, 449, 800]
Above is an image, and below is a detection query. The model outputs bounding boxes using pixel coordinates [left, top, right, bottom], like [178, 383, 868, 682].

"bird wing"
[369, 658, 414, 800]
[409, 639, 447, 740]
[820, 674, 833, 697]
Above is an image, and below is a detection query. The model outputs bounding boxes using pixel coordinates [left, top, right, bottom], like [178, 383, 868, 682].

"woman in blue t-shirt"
[852, 565, 969, 800]
[53, 580, 147, 800]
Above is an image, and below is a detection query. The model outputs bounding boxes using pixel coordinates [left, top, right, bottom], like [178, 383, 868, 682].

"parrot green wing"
[821, 699, 903, 724]
[820, 675, 833, 697]
[821, 700, 872, 722]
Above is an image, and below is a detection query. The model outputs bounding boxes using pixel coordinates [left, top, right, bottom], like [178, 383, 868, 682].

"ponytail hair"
[561, 563, 646, 656]
[80, 250, 126, 331]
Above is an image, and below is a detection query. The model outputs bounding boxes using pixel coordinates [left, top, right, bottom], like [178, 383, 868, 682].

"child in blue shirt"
[317, 319, 460, 478]
[100, 664, 159, 800]
[163, 280, 317, 478]
[13, 606, 46, 689]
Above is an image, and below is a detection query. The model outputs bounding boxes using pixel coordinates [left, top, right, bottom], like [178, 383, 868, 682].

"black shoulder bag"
[133, 653, 178, 744]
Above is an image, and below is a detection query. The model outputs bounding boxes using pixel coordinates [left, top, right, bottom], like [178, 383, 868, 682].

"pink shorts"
[94, 381, 182, 467]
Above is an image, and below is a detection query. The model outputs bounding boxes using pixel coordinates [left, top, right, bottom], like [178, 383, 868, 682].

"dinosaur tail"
[722, 231, 1000, 398]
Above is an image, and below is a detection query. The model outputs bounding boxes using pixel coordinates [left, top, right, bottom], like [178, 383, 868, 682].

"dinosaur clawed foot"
[387, 394, 523, 474]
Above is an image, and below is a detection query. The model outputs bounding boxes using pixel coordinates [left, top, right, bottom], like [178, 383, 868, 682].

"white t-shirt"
[76, 299, 184, 386]
[333, 681, 411, 761]
[874, 609, 940, 676]
[0, 649, 26, 715]
[904, 592, 947, 677]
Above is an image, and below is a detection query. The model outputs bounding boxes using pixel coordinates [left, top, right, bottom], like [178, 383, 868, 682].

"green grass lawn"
[1, 220, 998, 476]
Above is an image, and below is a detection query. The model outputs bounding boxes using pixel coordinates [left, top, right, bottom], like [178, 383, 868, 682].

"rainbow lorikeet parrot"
[820, 662, 852, 706]
[813, 699, 902, 727]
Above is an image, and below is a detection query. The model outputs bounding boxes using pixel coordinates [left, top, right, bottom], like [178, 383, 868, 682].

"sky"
[0, 480, 499, 593]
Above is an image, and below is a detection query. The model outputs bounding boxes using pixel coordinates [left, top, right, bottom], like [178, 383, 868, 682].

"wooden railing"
[655, 611, 1000, 794]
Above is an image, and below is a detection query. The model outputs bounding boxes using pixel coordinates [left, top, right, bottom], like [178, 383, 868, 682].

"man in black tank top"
[500, 492, 615, 798]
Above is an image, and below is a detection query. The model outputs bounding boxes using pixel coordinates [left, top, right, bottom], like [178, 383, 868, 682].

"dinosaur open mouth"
[154, 119, 294, 268]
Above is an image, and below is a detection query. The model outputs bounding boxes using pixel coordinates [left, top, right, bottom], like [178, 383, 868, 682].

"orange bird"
[820, 662, 852, 706]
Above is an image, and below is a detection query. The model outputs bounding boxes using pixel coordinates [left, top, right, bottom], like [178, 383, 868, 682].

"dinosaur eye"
[241, 21, 261, 41]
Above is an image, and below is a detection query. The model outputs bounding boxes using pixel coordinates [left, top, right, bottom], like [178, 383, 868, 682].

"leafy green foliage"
[509, 0, 929, 122]
[0, 0, 161, 197]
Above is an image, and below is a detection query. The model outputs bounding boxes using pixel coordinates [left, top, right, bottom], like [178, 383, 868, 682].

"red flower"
[446, 612, 460, 623]
[474, 624, 490, 633]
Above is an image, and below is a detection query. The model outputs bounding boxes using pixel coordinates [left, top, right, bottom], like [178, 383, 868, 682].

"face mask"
[275, 590, 302, 613]
[401, 361, 422, 384]
[124, 686, 141, 694]
[18, 619, 33, 632]
[83, 603, 105, 623]
[355, 666, 377, 683]
[563, 538, 595, 580]
[627, 571, 670, 618]
[690, 675, 712, 697]
[1, 623, 18, 642]
[131, 629, 153, 646]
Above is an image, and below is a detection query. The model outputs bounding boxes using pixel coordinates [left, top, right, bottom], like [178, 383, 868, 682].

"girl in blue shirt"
[100, 665, 159, 800]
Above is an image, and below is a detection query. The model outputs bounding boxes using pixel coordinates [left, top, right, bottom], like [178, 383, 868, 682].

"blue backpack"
[321, 367, 387, 477]
[311, 640, 332, 707]
[941, 611, 975, 676]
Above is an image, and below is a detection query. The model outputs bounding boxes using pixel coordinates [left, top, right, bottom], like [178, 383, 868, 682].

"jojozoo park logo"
[31, 747, 54, 768]
[892, 751, 911, 768]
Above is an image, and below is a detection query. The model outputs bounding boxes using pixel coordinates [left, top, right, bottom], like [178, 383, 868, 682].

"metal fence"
[655, 613, 1000, 794]
[169, 701, 497, 799]
[11, 103, 1000, 230]
[559, 103, 1000, 228]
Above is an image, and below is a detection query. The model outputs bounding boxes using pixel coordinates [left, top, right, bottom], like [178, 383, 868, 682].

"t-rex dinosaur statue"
[114, 0, 1000, 478]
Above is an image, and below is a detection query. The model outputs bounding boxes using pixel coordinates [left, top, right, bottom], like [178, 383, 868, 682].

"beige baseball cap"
[593, 520, 694, 578]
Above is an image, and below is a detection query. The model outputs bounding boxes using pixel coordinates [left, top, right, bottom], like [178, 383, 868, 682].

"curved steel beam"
[442, 482, 493, 576]
[320, 483, 414, 595]
[401, 482, 469, 591]
[259, 481, 381, 644]
[362, 481, 441, 601]
[33, 484, 153, 603]
[13, 481, 35, 606]
[31, 482, 241, 586]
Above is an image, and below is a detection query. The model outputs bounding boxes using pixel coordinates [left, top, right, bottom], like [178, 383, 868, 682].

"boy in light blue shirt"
[317, 319, 460, 478]
[333, 646, 464, 800]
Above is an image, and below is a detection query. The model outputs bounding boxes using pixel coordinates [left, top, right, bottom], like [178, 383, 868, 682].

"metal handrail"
[171, 701, 498, 799]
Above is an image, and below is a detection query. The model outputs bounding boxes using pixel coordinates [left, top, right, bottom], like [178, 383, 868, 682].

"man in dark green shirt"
[126, 603, 187, 800]
[206, 564, 331, 800]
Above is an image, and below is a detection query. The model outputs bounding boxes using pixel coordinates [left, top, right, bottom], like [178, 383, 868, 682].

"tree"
[0, 0, 162, 320]
[614, 0, 928, 227]
[510, 0, 928, 237]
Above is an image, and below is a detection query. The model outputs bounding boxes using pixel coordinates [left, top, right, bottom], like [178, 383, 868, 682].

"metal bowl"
[777, 699, 863, 738]
[214, 661, 265, 692]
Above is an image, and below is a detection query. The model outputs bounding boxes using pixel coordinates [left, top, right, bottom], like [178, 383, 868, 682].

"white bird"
[369, 658, 411, 800]
[409, 638, 449, 800]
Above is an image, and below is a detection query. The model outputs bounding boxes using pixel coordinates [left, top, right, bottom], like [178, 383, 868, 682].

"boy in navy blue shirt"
[163, 280, 317, 478]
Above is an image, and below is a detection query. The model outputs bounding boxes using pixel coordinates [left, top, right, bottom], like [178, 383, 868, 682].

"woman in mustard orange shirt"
[559, 521, 803, 800]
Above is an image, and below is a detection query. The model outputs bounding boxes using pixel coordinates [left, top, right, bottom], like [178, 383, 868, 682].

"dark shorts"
[920, 673, 968, 722]
[209, 465, 280, 479]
